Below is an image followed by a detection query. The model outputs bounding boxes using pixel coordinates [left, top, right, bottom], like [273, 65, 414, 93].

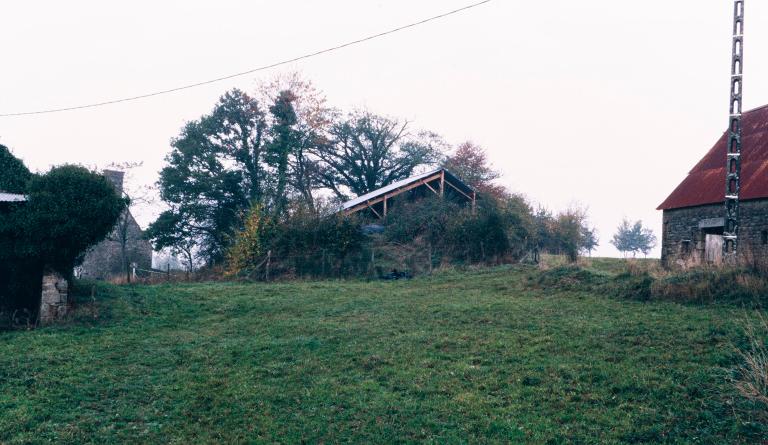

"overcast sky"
[2, 0, 767, 257]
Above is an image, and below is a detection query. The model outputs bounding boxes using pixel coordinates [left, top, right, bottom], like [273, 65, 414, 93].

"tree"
[552, 207, 587, 263]
[258, 73, 331, 211]
[153, 89, 267, 263]
[145, 210, 198, 277]
[266, 90, 299, 217]
[23, 166, 127, 272]
[442, 142, 507, 200]
[0, 144, 32, 193]
[1, 162, 126, 312]
[611, 219, 657, 258]
[314, 110, 441, 200]
[581, 226, 599, 257]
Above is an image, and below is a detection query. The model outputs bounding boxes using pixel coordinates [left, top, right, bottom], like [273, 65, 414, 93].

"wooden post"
[472, 191, 477, 214]
[166, 263, 171, 281]
[370, 248, 376, 277]
[440, 170, 445, 197]
[321, 249, 326, 276]
[428, 243, 433, 274]
[383, 196, 388, 217]
[265, 250, 272, 282]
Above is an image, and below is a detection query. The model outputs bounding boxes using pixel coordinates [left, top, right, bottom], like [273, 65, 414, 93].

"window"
[681, 240, 691, 255]
[762, 231, 768, 245]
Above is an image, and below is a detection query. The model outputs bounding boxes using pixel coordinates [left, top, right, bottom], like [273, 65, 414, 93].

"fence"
[231, 242, 515, 282]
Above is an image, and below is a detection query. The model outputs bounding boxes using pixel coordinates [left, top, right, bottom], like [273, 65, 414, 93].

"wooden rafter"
[344, 172, 444, 215]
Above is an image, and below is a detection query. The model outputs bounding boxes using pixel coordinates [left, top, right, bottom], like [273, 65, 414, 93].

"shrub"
[652, 269, 768, 306]
[731, 313, 768, 423]
[226, 203, 366, 278]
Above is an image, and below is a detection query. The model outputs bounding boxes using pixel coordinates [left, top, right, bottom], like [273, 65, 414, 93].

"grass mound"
[533, 258, 768, 307]
[533, 265, 609, 291]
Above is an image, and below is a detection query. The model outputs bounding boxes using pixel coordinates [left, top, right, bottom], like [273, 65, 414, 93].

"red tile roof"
[658, 105, 768, 210]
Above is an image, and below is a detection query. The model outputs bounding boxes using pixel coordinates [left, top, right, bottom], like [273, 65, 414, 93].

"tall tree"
[258, 73, 331, 211]
[443, 142, 506, 199]
[314, 111, 441, 200]
[266, 90, 299, 217]
[152, 89, 267, 263]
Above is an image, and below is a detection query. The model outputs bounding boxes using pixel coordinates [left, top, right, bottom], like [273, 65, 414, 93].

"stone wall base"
[40, 271, 68, 325]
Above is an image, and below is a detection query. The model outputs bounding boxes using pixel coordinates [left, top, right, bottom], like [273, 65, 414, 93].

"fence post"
[321, 249, 326, 277]
[265, 250, 272, 282]
[428, 243, 433, 274]
[166, 264, 170, 281]
[370, 248, 375, 277]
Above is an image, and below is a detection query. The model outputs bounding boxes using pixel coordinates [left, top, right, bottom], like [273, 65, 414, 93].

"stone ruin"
[39, 270, 69, 325]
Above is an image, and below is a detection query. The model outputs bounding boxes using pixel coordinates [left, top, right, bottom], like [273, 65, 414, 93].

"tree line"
[146, 76, 604, 275]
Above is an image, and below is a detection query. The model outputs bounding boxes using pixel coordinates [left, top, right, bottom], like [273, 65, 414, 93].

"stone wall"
[662, 199, 768, 268]
[39, 271, 68, 325]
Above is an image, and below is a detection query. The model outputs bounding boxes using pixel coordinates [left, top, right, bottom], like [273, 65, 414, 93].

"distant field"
[1, 261, 765, 444]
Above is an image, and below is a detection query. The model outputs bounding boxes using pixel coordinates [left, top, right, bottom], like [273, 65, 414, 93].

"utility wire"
[0, 0, 491, 117]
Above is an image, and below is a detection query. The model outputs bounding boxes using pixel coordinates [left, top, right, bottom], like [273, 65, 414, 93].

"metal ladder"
[724, 0, 745, 259]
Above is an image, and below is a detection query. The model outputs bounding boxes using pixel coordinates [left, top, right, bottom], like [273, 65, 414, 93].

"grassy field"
[1, 262, 766, 444]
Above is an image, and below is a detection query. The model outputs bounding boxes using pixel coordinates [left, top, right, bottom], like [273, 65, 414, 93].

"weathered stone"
[661, 200, 768, 268]
[39, 271, 68, 324]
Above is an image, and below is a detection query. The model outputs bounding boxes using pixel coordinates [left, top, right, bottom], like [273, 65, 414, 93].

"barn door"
[705, 234, 724, 265]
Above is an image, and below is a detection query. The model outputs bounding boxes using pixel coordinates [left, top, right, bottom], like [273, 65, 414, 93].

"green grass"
[1, 263, 765, 444]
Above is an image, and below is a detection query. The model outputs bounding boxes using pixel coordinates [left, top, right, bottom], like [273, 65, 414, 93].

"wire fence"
[228, 242, 517, 282]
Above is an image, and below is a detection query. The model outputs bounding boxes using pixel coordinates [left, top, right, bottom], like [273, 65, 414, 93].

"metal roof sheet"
[341, 168, 473, 211]
[0, 192, 27, 203]
[658, 104, 768, 210]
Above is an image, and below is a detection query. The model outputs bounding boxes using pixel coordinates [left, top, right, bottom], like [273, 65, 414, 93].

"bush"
[227, 203, 366, 279]
[652, 269, 768, 306]
[385, 195, 531, 265]
[0, 144, 32, 193]
[731, 313, 768, 423]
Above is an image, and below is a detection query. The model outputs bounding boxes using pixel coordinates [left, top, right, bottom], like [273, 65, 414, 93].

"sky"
[2, 0, 767, 258]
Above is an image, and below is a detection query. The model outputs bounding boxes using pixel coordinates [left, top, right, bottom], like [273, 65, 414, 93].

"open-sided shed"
[341, 168, 476, 219]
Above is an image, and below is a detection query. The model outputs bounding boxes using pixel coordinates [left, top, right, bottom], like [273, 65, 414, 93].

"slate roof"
[0, 192, 27, 203]
[659, 104, 768, 210]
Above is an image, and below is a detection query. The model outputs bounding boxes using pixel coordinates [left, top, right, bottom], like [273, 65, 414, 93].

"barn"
[658, 105, 768, 267]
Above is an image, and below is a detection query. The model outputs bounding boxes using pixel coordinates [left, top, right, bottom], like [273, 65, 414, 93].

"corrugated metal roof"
[658, 104, 768, 210]
[0, 192, 27, 203]
[341, 168, 473, 211]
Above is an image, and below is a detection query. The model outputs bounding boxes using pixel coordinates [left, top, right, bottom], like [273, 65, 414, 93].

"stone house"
[78, 170, 153, 280]
[658, 105, 768, 267]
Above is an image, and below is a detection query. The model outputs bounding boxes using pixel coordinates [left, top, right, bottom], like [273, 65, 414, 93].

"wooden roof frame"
[342, 169, 476, 218]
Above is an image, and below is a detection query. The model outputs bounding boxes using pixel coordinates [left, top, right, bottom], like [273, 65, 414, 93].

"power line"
[0, 0, 491, 118]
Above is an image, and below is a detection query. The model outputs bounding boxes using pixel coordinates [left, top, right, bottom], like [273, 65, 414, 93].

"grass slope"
[0, 264, 765, 444]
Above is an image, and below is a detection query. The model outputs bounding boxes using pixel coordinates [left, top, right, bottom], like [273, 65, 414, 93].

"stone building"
[78, 170, 153, 279]
[658, 105, 768, 267]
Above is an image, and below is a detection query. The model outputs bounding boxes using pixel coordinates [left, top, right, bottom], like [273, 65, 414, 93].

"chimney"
[103, 170, 125, 196]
